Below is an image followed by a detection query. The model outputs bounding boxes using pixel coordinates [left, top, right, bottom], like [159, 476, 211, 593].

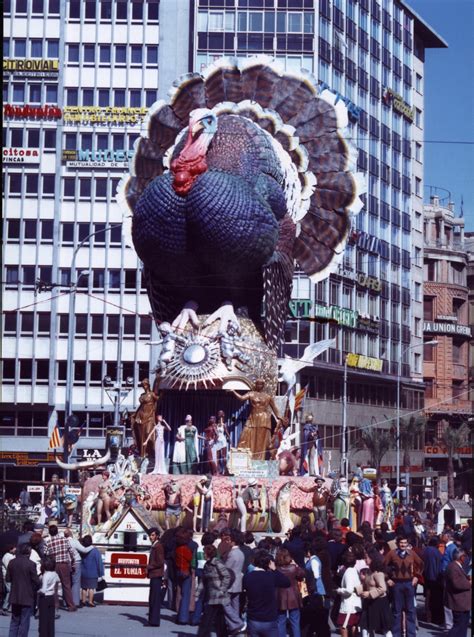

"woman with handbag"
[198, 545, 232, 637]
[80, 536, 104, 608]
[275, 548, 305, 637]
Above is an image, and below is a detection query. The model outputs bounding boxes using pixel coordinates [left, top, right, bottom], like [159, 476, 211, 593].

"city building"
[466, 230, 474, 417]
[1, 0, 447, 496]
[422, 193, 472, 495]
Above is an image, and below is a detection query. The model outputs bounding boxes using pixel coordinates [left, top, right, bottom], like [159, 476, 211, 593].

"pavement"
[0, 603, 470, 637]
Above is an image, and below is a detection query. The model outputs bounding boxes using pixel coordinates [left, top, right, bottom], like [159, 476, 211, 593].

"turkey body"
[132, 115, 295, 327]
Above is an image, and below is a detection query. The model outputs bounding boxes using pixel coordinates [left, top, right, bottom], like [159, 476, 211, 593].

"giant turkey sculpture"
[119, 57, 364, 386]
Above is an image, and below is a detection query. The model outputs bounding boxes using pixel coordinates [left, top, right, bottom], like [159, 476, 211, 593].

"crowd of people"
[147, 513, 472, 637]
[0, 520, 105, 636]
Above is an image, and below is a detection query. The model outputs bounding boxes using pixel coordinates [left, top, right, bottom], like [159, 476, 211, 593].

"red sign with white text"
[109, 553, 147, 579]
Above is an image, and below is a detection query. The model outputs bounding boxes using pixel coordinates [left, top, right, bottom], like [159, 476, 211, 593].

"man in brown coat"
[445, 548, 471, 637]
[147, 527, 165, 627]
[6, 543, 40, 636]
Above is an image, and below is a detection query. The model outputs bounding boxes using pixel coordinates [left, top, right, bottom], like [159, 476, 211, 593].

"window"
[68, 44, 79, 63]
[99, 45, 111, 64]
[452, 339, 463, 364]
[6, 266, 20, 284]
[82, 89, 94, 106]
[37, 313, 50, 333]
[23, 266, 36, 286]
[62, 223, 74, 243]
[41, 220, 53, 240]
[147, 46, 158, 64]
[42, 175, 55, 196]
[95, 178, 107, 198]
[46, 85, 58, 102]
[14, 39, 26, 57]
[9, 173, 22, 194]
[20, 359, 33, 381]
[44, 128, 56, 149]
[26, 173, 39, 195]
[288, 12, 302, 32]
[131, 45, 142, 64]
[11, 129, 23, 147]
[63, 178, 75, 198]
[110, 223, 122, 243]
[132, 1, 143, 20]
[47, 40, 59, 58]
[66, 88, 78, 106]
[24, 220, 37, 240]
[49, 0, 60, 13]
[4, 313, 17, 333]
[116, 1, 127, 19]
[112, 134, 124, 150]
[8, 220, 20, 240]
[85, 0, 96, 19]
[148, 0, 159, 21]
[415, 108, 422, 127]
[31, 40, 43, 58]
[108, 315, 120, 335]
[452, 382, 464, 400]
[91, 315, 104, 334]
[114, 90, 125, 107]
[84, 45, 95, 64]
[130, 90, 141, 107]
[32, 0, 44, 11]
[79, 178, 91, 199]
[415, 177, 421, 197]
[415, 142, 422, 163]
[108, 270, 121, 288]
[81, 132, 93, 150]
[124, 315, 136, 335]
[101, 0, 112, 19]
[28, 129, 40, 147]
[69, 0, 80, 18]
[13, 83, 25, 102]
[145, 90, 157, 107]
[115, 45, 126, 64]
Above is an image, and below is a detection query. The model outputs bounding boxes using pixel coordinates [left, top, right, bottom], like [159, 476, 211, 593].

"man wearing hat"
[297, 477, 330, 527]
[235, 479, 263, 533]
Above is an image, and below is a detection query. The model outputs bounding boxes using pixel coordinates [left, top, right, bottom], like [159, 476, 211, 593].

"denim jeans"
[9, 604, 32, 637]
[2, 581, 11, 610]
[71, 561, 81, 607]
[176, 573, 192, 624]
[248, 618, 279, 637]
[392, 581, 416, 637]
[278, 609, 301, 637]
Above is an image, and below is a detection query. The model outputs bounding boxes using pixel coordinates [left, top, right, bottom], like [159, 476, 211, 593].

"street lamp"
[63, 224, 121, 470]
[396, 339, 438, 499]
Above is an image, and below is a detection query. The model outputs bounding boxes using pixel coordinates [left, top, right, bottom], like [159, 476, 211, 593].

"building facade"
[2, 0, 447, 494]
[422, 194, 472, 495]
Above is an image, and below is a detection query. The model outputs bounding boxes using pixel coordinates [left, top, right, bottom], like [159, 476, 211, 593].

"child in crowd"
[38, 556, 60, 637]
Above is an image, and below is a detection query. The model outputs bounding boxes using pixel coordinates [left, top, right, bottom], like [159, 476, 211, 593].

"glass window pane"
[31, 40, 43, 57]
[101, 0, 112, 19]
[147, 46, 158, 64]
[130, 90, 141, 107]
[82, 89, 94, 106]
[249, 12, 263, 31]
[100, 45, 111, 63]
[115, 45, 126, 64]
[85, 0, 95, 19]
[14, 38, 26, 56]
[69, 44, 79, 62]
[116, 2, 127, 19]
[26, 174, 39, 193]
[13, 84, 25, 102]
[131, 45, 142, 64]
[98, 89, 109, 106]
[11, 129, 23, 147]
[114, 90, 125, 107]
[79, 178, 91, 198]
[47, 40, 59, 57]
[132, 2, 143, 20]
[84, 45, 95, 63]
[29, 84, 42, 102]
[46, 85, 58, 102]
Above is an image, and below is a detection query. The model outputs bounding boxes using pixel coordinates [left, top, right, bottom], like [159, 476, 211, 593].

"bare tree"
[440, 422, 470, 499]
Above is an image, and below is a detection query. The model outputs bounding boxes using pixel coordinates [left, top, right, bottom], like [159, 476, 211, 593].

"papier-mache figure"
[296, 476, 330, 526]
[156, 322, 187, 375]
[218, 324, 251, 371]
[164, 479, 183, 529]
[235, 479, 264, 533]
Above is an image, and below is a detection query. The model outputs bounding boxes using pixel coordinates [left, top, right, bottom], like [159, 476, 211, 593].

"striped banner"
[48, 425, 63, 449]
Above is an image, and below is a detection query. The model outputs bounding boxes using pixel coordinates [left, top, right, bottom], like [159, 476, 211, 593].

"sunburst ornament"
[162, 332, 221, 389]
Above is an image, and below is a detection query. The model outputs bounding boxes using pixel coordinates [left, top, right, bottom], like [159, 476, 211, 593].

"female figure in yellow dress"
[227, 379, 283, 461]
[131, 378, 159, 458]
[349, 476, 362, 532]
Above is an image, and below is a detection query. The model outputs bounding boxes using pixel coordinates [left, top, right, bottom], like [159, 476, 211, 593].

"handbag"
[96, 578, 108, 592]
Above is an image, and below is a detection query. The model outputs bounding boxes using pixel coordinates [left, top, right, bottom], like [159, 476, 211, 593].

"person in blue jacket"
[80, 535, 104, 608]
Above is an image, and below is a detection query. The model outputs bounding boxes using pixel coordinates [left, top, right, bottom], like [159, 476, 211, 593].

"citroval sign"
[424, 321, 471, 337]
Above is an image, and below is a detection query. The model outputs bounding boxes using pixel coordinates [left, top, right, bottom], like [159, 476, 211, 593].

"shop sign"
[3, 147, 40, 164]
[79, 449, 105, 461]
[110, 553, 147, 579]
[288, 299, 312, 318]
[3, 104, 62, 120]
[63, 106, 147, 126]
[314, 304, 358, 328]
[338, 267, 381, 292]
[382, 87, 414, 121]
[425, 445, 472, 456]
[380, 465, 423, 473]
[62, 148, 134, 168]
[0, 451, 58, 466]
[436, 315, 457, 322]
[3, 58, 60, 78]
[424, 321, 471, 337]
[346, 352, 383, 372]
[318, 81, 362, 122]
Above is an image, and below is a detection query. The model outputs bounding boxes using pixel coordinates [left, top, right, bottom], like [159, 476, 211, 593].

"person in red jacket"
[147, 528, 165, 628]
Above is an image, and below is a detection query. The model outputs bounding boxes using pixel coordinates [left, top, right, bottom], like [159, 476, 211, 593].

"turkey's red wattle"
[171, 132, 209, 196]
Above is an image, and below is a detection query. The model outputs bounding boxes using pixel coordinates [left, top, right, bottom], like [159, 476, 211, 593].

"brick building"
[423, 193, 472, 495]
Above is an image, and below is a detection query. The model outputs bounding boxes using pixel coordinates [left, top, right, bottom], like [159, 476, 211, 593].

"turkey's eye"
[206, 118, 213, 125]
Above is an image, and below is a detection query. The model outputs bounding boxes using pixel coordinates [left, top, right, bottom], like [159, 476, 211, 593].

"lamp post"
[63, 224, 121, 470]
[341, 354, 348, 481]
[396, 339, 438, 500]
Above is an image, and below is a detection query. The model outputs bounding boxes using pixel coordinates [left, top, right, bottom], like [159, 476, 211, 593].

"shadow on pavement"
[119, 612, 149, 626]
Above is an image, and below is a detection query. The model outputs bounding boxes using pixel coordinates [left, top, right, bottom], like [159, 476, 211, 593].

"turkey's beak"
[191, 121, 204, 136]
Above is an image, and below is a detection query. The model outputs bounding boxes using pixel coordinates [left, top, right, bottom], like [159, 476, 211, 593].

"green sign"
[313, 304, 358, 328]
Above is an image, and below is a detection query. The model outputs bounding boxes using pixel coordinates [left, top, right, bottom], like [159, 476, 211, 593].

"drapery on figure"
[227, 379, 283, 461]
[143, 415, 172, 475]
[131, 378, 159, 458]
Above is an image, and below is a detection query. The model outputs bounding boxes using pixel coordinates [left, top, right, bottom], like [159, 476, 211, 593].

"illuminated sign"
[62, 148, 134, 168]
[338, 267, 382, 292]
[318, 81, 362, 122]
[314, 304, 358, 328]
[3, 58, 59, 78]
[3, 147, 40, 163]
[346, 353, 383, 372]
[63, 107, 147, 126]
[288, 299, 312, 318]
[382, 87, 414, 121]
[3, 104, 61, 120]
[424, 321, 471, 337]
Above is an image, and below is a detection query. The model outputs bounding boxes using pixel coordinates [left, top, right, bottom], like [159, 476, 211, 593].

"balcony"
[424, 238, 465, 252]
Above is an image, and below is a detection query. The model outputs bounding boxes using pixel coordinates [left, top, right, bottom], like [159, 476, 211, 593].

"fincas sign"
[3, 147, 40, 164]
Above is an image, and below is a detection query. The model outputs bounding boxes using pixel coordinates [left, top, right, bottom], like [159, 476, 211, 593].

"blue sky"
[408, 0, 474, 230]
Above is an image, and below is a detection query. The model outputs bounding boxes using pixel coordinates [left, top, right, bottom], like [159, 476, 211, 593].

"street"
[0, 602, 470, 637]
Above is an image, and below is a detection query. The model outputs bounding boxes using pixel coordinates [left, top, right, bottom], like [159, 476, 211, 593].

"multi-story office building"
[422, 195, 472, 494]
[1, 0, 447, 492]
